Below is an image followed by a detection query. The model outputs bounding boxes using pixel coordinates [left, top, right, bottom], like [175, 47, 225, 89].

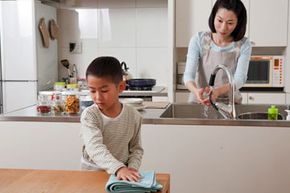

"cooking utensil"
[60, 59, 71, 78]
[48, 19, 59, 40]
[38, 17, 49, 48]
[126, 79, 156, 90]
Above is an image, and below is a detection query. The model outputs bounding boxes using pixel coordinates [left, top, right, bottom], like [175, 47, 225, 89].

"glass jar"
[63, 91, 80, 114]
[51, 92, 64, 114]
[37, 91, 53, 114]
[80, 90, 94, 111]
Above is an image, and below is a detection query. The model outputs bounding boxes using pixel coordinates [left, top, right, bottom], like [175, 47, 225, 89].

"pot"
[126, 78, 156, 90]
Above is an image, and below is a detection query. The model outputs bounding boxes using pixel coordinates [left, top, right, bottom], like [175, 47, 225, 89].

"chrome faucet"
[208, 64, 236, 119]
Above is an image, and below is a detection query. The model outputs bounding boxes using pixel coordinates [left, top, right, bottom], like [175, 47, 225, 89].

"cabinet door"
[240, 92, 248, 104]
[248, 93, 285, 105]
[249, 0, 288, 47]
[0, 0, 37, 80]
[2, 82, 37, 113]
[176, 0, 212, 47]
[286, 93, 290, 104]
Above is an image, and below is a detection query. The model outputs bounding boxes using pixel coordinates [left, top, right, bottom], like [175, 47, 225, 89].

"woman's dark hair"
[86, 56, 122, 85]
[208, 0, 247, 41]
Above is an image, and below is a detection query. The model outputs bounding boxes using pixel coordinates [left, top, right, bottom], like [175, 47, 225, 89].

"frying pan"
[126, 78, 156, 89]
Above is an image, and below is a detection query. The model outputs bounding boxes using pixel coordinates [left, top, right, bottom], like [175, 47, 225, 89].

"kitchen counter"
[0, 105, 166, 123]
[1, 103, 290, 127]
[0, 169, 170, 193]
[120, 86, 168, 97]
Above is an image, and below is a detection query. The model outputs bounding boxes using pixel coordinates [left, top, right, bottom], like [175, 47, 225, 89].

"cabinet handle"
[249, 96, 254, 101]
[250, 41, 255, 46]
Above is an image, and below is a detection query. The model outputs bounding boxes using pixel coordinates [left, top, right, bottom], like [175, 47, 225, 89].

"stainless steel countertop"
[1, 104, 290, 127]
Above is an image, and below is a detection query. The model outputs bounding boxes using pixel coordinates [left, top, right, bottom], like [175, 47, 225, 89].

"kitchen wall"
[57, 0, 169, 87]
[35, 1, 58, 91]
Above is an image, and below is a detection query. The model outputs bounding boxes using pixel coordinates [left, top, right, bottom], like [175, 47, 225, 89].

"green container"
[268, 105, 278, 120]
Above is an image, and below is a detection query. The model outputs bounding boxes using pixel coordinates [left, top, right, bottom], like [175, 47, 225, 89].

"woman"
[183, 0, 252, 105]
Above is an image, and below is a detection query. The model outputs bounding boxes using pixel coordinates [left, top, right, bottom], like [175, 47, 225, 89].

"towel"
[105, 171, 163, 193]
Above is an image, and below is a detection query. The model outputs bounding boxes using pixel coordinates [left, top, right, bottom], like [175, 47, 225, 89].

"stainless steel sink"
[237, 112, 284, 120]
[160, 103, 288, 120]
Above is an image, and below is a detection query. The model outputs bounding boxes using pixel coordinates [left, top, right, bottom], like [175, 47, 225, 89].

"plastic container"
[54, 82, 66, 91]
[66, 83, 79, 92]
[63, 91, 80, 114]
[37, 91, 53, 114]
[268, 105, 278, 120]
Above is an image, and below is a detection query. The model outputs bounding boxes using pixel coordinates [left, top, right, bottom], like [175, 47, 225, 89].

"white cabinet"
[176, 0, 288, 47]
[0, 0, 37, 80]
[240, 92, 248, 104]
[247, 92, 286, 105]
[176, 91, 286, 105]
[286, 93, 290, 104]
[176, 0, 213, 47]
[249, 0, 288, 47]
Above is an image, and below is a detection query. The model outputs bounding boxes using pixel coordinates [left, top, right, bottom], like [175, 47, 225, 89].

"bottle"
[285, 110, 290, 121]
[54, 82, 66, 91]
[66, 83, 79, 92]
[268, 105, 278, 120]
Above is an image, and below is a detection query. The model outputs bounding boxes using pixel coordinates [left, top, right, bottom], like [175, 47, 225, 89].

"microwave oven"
[243, 55, 284, 88]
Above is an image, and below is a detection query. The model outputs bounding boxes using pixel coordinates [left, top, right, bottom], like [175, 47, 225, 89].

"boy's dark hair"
[208, 0, 247, 41]
[86, 56, 123, 85]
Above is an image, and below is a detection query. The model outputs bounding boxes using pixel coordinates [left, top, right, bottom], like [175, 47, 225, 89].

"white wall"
[57, 0, 169, 88]
[285, 0, 290, 96]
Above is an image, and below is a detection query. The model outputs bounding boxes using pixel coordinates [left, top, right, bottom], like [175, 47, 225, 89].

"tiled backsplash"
[57, 0, 169, 86]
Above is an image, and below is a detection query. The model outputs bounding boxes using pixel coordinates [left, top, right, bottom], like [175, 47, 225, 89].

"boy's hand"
[116, 167, 141, 182]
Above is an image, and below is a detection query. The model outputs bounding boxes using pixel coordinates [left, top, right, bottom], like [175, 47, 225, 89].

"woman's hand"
[195, 86, 212, 106]
[116, 167, 141, 182]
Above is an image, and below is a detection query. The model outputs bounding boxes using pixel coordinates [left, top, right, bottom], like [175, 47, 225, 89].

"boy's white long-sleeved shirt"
[80, 104, 143, 174]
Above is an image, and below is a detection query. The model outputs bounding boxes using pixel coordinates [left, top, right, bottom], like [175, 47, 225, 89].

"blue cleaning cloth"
[105, 171, 163, 193]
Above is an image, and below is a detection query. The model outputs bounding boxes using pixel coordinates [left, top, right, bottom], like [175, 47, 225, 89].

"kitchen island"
[1, 104, 290, 193]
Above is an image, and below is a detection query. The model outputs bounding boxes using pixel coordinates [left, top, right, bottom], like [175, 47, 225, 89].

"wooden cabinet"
[249, 0, 288, 47]
[176, 0, 213, 47]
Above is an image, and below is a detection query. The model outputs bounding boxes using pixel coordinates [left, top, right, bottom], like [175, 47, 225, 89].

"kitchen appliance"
[0, 1, 38, 114]
[243, 55, 284, 88]
[126, 79, 156, 90]
[120, 62, 132, 81]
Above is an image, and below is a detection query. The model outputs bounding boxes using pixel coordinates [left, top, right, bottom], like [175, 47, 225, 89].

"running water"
[202, 105, 209, 118]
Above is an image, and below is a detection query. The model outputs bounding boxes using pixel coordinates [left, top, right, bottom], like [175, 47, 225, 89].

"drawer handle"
[249, 96, 254, 100]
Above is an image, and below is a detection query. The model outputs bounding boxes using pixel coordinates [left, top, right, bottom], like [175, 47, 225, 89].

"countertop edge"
[2, 116, 290, 127]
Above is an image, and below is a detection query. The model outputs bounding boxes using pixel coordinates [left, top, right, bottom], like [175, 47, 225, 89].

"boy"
[80, 56, 143, 182]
